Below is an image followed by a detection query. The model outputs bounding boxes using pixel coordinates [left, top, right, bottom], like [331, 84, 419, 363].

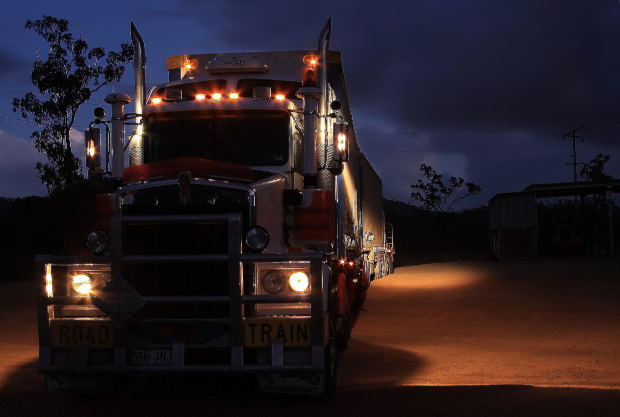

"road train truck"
[37, 20, 393, 395]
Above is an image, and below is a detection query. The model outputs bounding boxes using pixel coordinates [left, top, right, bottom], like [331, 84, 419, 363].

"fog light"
[246, 226, 269, 250]
[289, 272, 309, 292]
[262, 271, 286, 294]
[86, 230, 109, 254]
[72, 274, 92, 295]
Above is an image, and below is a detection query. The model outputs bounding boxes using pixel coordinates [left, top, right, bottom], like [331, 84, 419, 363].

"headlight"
[72, 274, 93, 295]
[246, 226, 269, 251]
[86, 230, 109, 254]
[261, 271, 286, 294]
[288, 271, 310, 292]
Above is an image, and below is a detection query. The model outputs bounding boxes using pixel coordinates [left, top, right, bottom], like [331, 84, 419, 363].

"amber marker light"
[303, 55, 319, 67]
[185, 63, 193, 69]
[274, 93, 286, 101]
[87, 140, 96, 157]
[228, 92, 239, 100]
[151, 97, 162, 104]
[195, 93, 206, 101]
[211, 92, 222, 101]
[337, 132, 347, 152]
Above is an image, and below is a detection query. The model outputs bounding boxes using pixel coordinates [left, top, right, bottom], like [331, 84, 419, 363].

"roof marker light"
[229, 92, 239, 100]
[303, 55, 319, 67]
[274, 93, 286, 101]
[195, 93, 206, 101]
[211, 92, 222, 101]
[151, 97, 162, 104]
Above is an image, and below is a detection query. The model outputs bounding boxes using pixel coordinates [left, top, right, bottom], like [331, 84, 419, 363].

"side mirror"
[94, 107, 106, 120]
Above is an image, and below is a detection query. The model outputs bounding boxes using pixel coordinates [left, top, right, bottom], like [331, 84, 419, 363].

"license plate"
[244, 318, 311, 348]
[51, 320, 114, 348]
[130, 349, 172, 366]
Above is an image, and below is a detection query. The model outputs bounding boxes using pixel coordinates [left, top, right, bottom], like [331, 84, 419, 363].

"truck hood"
[122, 157, 254, 183]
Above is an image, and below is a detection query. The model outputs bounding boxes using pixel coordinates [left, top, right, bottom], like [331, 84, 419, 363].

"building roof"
[521, 179, 620, 198]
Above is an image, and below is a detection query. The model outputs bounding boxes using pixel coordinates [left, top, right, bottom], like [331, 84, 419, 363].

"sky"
[0, 0, 618, 207]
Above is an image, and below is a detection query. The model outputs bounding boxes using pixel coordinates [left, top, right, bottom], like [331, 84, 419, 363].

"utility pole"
[563, 125, 586, 182]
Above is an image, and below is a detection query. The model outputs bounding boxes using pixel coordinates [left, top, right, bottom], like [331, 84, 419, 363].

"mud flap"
[45, 373, 113, 394]
[257, 372, 325, 396]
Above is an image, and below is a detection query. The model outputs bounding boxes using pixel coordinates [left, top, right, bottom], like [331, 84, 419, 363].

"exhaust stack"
[129, 22, 146, 166]
[297, 19, 331, 189]
[318, 18, 331, 135]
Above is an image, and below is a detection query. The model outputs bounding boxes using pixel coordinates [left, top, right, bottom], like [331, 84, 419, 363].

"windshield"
[143, 110, 289, 166]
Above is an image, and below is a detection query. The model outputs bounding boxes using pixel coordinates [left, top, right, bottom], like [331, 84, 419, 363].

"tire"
[337, 297, 351, 350]
[322, 331, 339, 398]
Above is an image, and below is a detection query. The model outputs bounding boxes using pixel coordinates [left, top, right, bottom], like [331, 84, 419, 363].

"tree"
[580, 153, 613, 183]
[411, 163, 482, 212]
[13, 16, 133, 195]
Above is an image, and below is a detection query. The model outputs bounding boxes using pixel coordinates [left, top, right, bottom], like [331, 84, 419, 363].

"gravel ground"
[1, 258, 619, 416]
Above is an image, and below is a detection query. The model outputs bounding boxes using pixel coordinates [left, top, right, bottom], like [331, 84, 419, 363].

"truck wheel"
[337, 312, 351, 350]
[322, 333, 338, 398]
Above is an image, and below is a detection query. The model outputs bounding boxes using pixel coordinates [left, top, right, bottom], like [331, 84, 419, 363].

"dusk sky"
[0, 0, 618, 207]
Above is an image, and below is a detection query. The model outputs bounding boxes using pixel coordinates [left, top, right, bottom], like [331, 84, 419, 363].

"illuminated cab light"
[185, 63, 193, 69]
[151, 97, 162, 104]
[211, 92, 222, 101]
[274, 93, 286, 101]
[195, 93, 206, 101]
[289, 272, 310, 292]
[228, 92, 239, 100]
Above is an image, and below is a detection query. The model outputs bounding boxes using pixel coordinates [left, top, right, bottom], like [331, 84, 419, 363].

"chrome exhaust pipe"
[129, 22, 146, 166]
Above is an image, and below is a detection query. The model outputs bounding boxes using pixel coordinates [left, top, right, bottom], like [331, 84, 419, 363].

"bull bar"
[37, 213, 325, 373]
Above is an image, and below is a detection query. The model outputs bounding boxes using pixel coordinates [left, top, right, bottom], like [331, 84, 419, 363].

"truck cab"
[37, 22, 391, 396]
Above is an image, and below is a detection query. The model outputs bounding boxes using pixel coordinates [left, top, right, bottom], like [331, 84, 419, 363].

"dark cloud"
[0, 129, 46, 197]
[175, 0, 620, 203]
[1, 0, 618, 203]
[0, 48, 30, 78]
[178, 0, 619, 142]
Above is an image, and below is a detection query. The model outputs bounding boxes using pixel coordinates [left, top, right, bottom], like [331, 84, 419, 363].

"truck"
[37, 20, 393, 395]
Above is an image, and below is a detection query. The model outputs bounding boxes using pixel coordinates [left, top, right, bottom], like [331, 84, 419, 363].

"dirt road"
[1, 258, 620, 416]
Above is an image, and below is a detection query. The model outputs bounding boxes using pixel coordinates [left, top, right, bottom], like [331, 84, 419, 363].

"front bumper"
[37, 213, 326, 374]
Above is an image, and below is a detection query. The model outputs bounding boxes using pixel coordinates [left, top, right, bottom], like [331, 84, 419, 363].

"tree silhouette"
[411, 163, 481, 212]
[580, 153, 613, 183]
[13, 16, 133, 194]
